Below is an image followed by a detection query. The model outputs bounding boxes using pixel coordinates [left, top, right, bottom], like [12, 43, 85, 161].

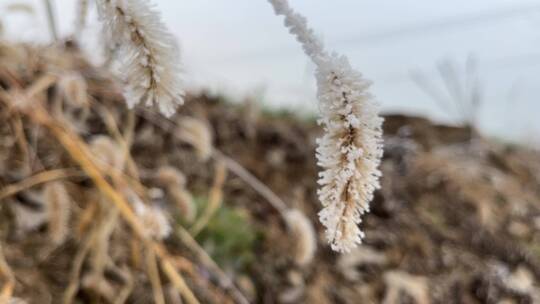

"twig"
[175, 226, 250, 304]
[0, 168, 83, 201]
[137, 108, 289, 216]
[212, 150, 288, 215]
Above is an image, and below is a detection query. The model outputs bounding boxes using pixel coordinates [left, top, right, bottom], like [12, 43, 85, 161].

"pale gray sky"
[3, 0, 540, 144]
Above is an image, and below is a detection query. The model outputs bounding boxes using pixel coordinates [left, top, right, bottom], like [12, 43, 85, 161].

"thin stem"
[43, 0, 58, 41]
[146, 248, 166, 304]
[212, 150, 288, 215]
[0, 244, 15, 303]
[137, 108, 289, 217]
[175, 226, 250, 304]
[190, 161, 227, 236]
[0, 168, 84, 201]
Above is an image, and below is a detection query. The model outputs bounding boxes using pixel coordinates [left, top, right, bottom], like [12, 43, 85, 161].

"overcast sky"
[3, 0, 540, 144]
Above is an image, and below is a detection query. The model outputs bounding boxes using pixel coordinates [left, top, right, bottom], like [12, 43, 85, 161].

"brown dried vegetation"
[0, 42, 539, 304]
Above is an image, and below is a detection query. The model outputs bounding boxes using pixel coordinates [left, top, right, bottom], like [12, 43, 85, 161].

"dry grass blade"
[9, 114, 31, 171]
[130, 238, 142, 269]
[24, 74, 57, 99]
[145, 248, 165, 304]
[176, 226, 250, 304]
[160, 258, 200, 304]
[76, 200, 98, 237]
[63, 227, 97, 304]
[91, 204, 118, 278]
[96, 104, 140, 180]
[0, 244, 15, 304]
[0, 168, 83, 201]
[212, 150, 288, 215]
[190, 160, 227, 236]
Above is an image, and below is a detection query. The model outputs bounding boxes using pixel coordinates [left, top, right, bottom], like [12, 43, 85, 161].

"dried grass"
[0, 37, 265, 303]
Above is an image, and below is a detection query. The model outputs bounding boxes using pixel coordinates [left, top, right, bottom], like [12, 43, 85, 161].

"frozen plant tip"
[268, 0, 384, 252]
[96, 0, 184, 116]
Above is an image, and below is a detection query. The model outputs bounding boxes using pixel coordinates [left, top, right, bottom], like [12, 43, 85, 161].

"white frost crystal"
[268, 0, 383, 252]
[97, 0, 184, 116]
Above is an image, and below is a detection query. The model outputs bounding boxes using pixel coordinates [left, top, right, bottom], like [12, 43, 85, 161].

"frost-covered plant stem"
[268, 0, 384, 253]
[96, 0, 184, 116]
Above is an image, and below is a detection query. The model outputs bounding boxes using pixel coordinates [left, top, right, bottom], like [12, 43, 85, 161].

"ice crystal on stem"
[96, 0, 184, 116]
[268, 0, 384, 253]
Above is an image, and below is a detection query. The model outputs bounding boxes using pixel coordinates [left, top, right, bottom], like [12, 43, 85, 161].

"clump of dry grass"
[0, 40, 252, 304]
[5, 2, 540, 303]
[0, 30, 325, 301]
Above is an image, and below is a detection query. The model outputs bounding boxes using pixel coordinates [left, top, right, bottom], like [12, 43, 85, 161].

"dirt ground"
[0, 41, 539, 304]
